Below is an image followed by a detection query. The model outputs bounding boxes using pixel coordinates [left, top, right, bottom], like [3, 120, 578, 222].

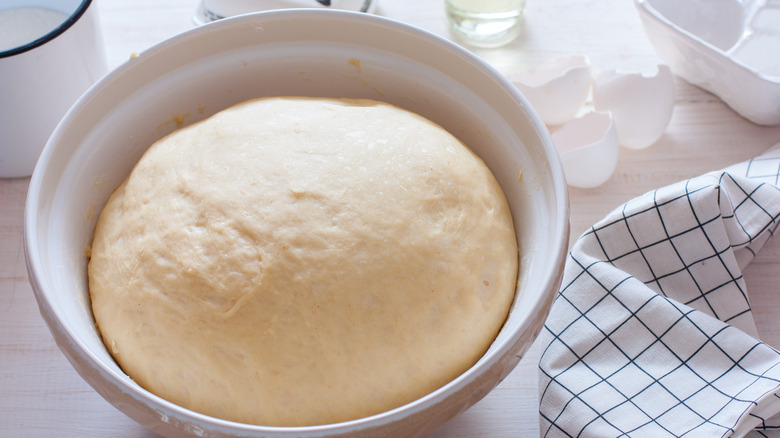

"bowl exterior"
[24, 10, 568, 437]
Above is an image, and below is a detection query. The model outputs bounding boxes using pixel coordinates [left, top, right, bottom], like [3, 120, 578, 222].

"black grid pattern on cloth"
[539, 148, 780, 438]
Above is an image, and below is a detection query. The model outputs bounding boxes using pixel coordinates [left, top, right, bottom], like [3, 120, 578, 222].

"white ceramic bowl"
[24, 10, 569, 438]
[635, 0, 780, 125]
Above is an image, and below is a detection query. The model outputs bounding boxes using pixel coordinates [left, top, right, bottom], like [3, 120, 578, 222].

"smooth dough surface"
[88, 97, 518, 427]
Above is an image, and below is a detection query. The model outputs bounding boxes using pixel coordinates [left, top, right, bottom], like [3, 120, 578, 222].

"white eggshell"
[552, 111, 619, 189]
[592, 64, 675, 149]
[511, 55, 592, 126]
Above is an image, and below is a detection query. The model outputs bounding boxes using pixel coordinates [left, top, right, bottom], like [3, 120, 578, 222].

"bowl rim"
[24, 8, 570, 435]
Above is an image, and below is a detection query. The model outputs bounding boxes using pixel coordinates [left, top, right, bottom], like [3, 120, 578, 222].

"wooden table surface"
[3, 0, 780, 436]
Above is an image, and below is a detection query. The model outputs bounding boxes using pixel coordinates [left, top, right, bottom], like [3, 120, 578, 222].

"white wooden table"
[3, 0, 780, 436]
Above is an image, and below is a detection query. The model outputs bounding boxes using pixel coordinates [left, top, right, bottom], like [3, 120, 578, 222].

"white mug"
[0, 0, 107, 178]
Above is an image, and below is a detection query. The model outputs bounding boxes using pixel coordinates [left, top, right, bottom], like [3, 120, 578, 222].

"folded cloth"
[539, 144, 780, 437]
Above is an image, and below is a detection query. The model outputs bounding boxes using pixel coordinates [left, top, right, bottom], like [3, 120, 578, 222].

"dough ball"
[88, 97, 518, 427]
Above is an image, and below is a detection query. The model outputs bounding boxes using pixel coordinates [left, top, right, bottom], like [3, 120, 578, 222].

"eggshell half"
[552, 111, 619, 189]
[511, 55, 592, 126]
[592, 64, 675, 149]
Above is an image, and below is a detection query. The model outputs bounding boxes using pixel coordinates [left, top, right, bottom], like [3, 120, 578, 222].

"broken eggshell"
[592, 65, 675, 150]
[552, 111, 619, 189]
[510, 55, 592, 126]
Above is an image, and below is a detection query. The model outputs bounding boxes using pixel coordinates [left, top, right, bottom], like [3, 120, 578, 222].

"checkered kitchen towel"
[539, 144, 780, 437]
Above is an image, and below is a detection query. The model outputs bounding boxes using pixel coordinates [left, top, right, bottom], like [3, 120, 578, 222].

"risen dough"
[88, 97, 518, 427]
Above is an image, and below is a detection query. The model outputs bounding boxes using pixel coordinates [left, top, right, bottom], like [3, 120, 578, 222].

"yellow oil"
[445, 0, 525, 48]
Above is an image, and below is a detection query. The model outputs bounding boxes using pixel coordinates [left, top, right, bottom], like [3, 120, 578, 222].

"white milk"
[0, 7, 69, 52]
